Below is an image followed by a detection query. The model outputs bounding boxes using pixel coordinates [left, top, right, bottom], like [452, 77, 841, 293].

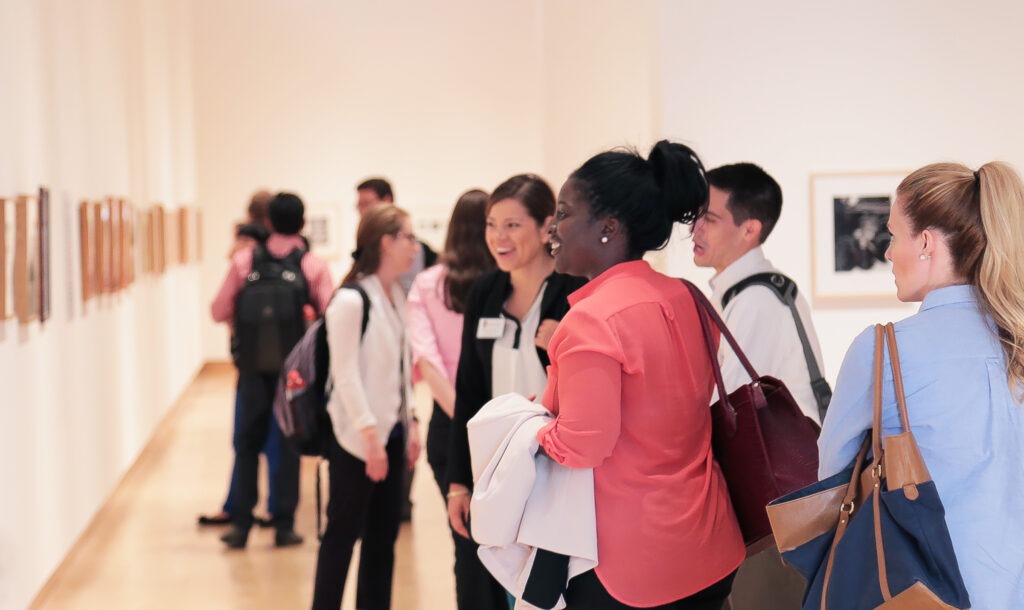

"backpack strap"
[721, 272, 832, 418]
[339, 283, 371, 339]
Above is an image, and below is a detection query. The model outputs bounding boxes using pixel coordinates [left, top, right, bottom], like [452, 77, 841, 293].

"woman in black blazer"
[445, 174, 585, 610]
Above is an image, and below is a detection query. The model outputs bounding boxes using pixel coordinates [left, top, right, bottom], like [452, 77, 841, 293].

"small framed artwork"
[38, 187, 51, 322]
[14, 194, 40, 323]
[177, 207, 190, 265]
[79, 201, 94, 302]
[121, 200, 135, 285]
[1, 197, 10, 319]
[109, 198, 122, 292]
[304, 206, 340, 259]
[153, 204, 166, 274]
[139, 208, 153, 274]
[810, 172, 907, 303]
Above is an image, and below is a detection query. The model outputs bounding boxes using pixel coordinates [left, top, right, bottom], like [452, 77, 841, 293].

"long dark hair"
[443, 189, 494, 313]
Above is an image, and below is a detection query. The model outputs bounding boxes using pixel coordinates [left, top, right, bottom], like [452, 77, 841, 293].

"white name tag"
[476, 317, 505, 339]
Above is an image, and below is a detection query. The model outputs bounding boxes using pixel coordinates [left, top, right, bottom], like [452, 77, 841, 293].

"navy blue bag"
[766, 323, 971, 609]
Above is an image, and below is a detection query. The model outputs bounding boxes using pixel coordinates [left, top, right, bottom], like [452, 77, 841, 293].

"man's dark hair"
[356, 177, 394, 201]
[706, 162, 782, 243]
[268, 192, 305, 235]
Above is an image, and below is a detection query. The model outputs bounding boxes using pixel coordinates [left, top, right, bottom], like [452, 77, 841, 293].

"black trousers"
[564, 569, 737, 610]
[311, 425, 405, 610]
[232, 371, 299, 531]
[425, 403, 509, 610]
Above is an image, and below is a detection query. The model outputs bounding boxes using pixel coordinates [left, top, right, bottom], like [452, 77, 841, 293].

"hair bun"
[647, 140, 709, 225]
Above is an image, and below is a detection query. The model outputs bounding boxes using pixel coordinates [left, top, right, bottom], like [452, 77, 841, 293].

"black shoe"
[255, 514, 275, 529]
[220, 527, 249, 549]
[197, 511, 231, 526]
[274, 529, 304, 548]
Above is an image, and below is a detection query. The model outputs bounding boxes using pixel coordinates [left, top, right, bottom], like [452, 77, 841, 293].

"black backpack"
[232, 244, 310, 374]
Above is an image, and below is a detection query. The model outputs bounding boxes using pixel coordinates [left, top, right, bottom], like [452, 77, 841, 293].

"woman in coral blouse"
[539, 141, 744, 609]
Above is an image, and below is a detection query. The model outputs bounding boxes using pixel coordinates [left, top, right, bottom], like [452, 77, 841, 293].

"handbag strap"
[821, 323, 918, 608]
[681, 280, 763, 382]
[682, 280, 767, 435]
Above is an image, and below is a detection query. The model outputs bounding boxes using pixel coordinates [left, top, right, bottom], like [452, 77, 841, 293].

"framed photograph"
[153, 204, 166, 274]
[177, 207, 190, 265]
[38, 186, 51, 322]
[304, 206, 340, 259]
[810, 172, 906, 302]
[14, 194, 40, 323]
[109, 197, 122, 292]
[121, 200, 135, 285]
[1, 197, 10, 319]
[93, 201, 109, 294]
[79, 201, 94, 302]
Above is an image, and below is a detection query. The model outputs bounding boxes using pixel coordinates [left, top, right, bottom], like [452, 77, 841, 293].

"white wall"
[0, 2, 203, 609]
[192, 0, 551, 359]
[659, 0, 1024, 380]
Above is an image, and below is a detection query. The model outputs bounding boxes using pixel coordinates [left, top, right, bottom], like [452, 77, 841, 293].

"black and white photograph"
[810, 172, 906, 302]
[832, 195, 891, 272]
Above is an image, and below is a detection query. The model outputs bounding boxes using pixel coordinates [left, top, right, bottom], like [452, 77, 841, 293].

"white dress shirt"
[708, 247, 825, 423]
[324, 274, 414, 459]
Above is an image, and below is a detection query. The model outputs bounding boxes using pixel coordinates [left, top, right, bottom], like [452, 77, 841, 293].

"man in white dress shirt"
[691, 162, 827, 610]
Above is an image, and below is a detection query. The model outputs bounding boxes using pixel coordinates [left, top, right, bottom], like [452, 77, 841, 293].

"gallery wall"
[659, 0, 1024, 380]
[0, 2, 203, 609]
[192, 0, 663, 361]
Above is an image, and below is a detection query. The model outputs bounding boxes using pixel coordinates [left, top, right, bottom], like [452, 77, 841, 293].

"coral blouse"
[537, 260, 744, 607]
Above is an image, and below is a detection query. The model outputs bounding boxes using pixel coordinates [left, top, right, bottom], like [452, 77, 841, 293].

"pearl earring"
[600, 235, 609, 244]
[919, 254, 931, 261]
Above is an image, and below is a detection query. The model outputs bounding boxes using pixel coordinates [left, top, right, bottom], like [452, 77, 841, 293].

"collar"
[919, 284, 977, 312]
[708, 246, 774, 302]
[568, 260, 651, 306]
[265, 233, 307, 253]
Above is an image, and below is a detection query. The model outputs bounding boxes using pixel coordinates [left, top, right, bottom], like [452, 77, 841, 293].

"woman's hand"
[361, 427, 388, 482]
[535, 318, 560, 351]
[406, 419, 422, 470]
[447, 483, 472, 539]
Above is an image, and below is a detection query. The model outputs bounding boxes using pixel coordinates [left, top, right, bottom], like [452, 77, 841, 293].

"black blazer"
[446, 269, 587, 489]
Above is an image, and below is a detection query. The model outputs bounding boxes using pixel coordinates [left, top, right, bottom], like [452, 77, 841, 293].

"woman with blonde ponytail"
[819, 161, 1024, 608]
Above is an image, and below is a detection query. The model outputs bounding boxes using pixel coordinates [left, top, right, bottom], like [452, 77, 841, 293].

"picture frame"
[121, 200, 135, 285]
[1, 197, 10, 320]
[79, 200, 94, 302]
[177, 207, 190, 265]
[810, 171, 906, 302]
[93, 201, 109, 294]
[152, 204, 166, 274]
[38, 186, 51, 322]
[304, 206, 341, 260]
[14, 194, 40, 323]
[109, 197, 122, 292]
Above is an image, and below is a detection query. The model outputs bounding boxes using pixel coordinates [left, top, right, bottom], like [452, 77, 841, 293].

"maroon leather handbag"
[683, 280, 822, 555]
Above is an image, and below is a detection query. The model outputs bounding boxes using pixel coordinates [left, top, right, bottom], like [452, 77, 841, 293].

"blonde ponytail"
[975, 162, 1024, 393]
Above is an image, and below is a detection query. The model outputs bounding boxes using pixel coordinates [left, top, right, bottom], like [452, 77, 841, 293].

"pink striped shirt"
[210, 233, 333, 323]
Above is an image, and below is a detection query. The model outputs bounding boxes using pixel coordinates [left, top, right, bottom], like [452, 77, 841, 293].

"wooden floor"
[29, 364, 457, 610]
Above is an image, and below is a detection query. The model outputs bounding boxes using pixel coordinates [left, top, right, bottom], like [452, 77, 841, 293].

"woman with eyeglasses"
[311, 204, 422, 610]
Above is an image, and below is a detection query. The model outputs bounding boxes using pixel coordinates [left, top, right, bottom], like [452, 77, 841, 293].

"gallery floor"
[29, 364, 457, 610]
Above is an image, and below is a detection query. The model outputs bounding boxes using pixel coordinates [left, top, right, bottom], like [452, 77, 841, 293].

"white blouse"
[324, 274, 414, 460]
[491, 283, 548, 400]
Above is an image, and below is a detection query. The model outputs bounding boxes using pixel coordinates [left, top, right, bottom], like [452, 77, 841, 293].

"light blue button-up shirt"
[819, 284, 1024, 609]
